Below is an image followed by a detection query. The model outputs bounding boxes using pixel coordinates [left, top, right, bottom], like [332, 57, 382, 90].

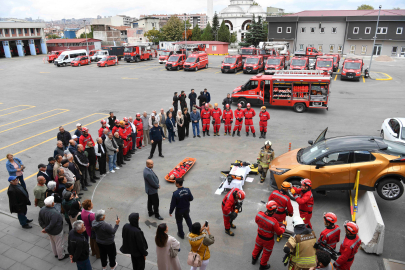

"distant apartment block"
[140, 13, 207, 29]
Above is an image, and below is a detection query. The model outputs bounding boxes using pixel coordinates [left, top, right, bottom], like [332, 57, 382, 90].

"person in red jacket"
[134, 113, 143, 149]
[222, 104, 233, 136]
[318, 212, 340, 250]
[244, 103, 256, 137]
[118, 121, 131, 161]
[232, 103, 244, 137]
[258, 106, 270, 139]
[168, 161, 193, 180]
[111, 119, 120, 135]
[201, 104, 211, 137]
[334, 221, 361, 270]
[123, 117, 133, 154]
[98, 119, 109, 138]
[292, 178, 314, 229]
[268, 181, 294, 241]
[211, 103, 222, 136]
[222, 188, 245, 236]
[79, 127, 94, 148]
[252, 201, 286, 270]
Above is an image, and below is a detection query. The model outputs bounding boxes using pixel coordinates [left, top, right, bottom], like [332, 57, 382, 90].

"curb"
[369, 72, 392, 81]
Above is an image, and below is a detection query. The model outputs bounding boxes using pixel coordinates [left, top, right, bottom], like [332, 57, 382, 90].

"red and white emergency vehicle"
[123, 45, 156, 62]
[165, 54, 186, 70]
[295, 47, 323, 58]
[258, 48, 279, 61]
[243, 55, 265, 74]
[315, 56, 334, 75]
[71, 55, 91, 67]
[221, 55, 243, 73]
[264, 56, 287, 74]
[290, 56, 309, 70]
[97, 55, 118, 67]
[183, 52, 208, 71]
[231, 70, 331, 113]
[159, 50, 174, 64]
[341, 58, 364, 81]
[240, 46, 258, 64]
[324, 53, 341, 72]
[47, 51, 63, 63]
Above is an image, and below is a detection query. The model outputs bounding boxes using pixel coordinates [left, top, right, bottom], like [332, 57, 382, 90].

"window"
[338, 45, 343, 53]
[301, 27, 306, 33]
[353, 151, 376, 163]
[308, 44, 314, 48]
[350, 45, 356, 54]
[377, 27, 388, 34]
[11, 29, 15, 34]
[318, 45, 323, 52]
[329, 45, 335, 53]
[18, 29, 22, 34]
[24, 29, 28, 34]
[320, 27, 325, 34]
[392, 46, 398, 56]
[361, 45, 367, 55]
[310, 27, 315, 33]
[353, 27, 359, 34]
[397, 27, 403, 34]
[286, 27, 291, 33]
[212, 45, 217, 51]
[31, 28, 34, 34]
[5, 29, 8, 34]
[277, 27, 282, 33]
[299, 44, 304, 50]
[321, 152, 350, 165]
[332, 27, 337, 34]
[365, 27, 371, 34]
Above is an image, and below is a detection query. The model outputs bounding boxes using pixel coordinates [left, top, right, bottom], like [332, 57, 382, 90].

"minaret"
[207, 0, 214, 23]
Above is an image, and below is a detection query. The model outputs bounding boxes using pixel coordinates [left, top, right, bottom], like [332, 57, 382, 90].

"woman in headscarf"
[155, 223, 181, 270]
[176, 110, 185, 141]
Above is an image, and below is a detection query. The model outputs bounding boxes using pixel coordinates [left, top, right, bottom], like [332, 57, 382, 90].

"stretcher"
[165, 157, 196, 183]
[229, 160, 259, 175]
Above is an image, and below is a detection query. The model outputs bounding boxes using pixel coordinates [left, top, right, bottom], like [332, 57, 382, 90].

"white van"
[54, 49, 87, 67]
[91, 50, 109, 62]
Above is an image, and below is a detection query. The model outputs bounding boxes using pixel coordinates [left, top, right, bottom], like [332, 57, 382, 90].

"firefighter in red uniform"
[211, 103, 222, 136]
[252, 201, 286, 270]
[258, 106, 270, 139]
[222, 188, 245, 236]
[318, 212, 340, 250]
[79, 127, 94, 147]
[268, 181, 294, 242]
[292, 178, 314, 229]
[111, 119, 120, 135]
[118, 121, 131, 161]
[98, 119, 110, 137]
[232, 103, 244, 137]
[222, 104, 233, 136]
[201, 104, 211, 137]
[123, 117, 133, 155]
[244, 103, 256, 137]
[134, 113, 143, 149]
[334, 221, 361, 270]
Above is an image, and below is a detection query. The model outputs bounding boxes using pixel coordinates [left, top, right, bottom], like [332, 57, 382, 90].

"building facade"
[91, 15, 136, 27]
[127, 17, 160, 44]
[140, 14, 208, 29]
[93, 25, 128, 45]
[46, 38, 102, 52]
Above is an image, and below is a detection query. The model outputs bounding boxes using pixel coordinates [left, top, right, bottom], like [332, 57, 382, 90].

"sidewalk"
[0, 211, 158, 270]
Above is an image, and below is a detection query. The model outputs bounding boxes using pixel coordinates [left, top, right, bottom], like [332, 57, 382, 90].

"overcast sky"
[1, 0, 404, 21]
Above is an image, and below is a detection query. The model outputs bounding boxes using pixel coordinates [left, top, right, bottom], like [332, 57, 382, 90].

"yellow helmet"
[261, 106, 266, 110]
[281, 182, 292, 190]
[214, 103, 218, 107]
[120, 121, 125, 125]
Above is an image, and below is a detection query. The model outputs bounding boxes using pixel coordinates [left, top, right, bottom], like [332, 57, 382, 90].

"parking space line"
[363, 76, 366, 83]
[0, 109, 64, 128]
[334, 69, 340, 81]
[145, 66, 161, 70]
[0, 113, 108, 153]
[196, 68, 211, 73]
[0, 172, 37, 193]
[375, 72, 393, 81]
[236, 72, 243, 75]
[122, 77, 138, 80]
[40, 72, 50, 73]
[0, 109, 69, 134]
[0, 105, 31, 112]
[0, 105, 35, 117]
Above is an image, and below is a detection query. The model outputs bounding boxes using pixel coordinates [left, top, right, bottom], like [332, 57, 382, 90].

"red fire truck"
[165, 54, 186, 70]
[123, 45, 156, 62]
[295, 47, 323, 58]
[264, 56, 287, 74]
[315, 56, 334, 75]
[221, 55, 243, 73]
[47, 51, 63, 63]
[324, 53, 341, 72]
[258, 48, 279, 61]
[290, 56, 309, 70]
[240, 46, 258, 64]
[231, 70, 331, 113]
[341, 58, 364, 81]
[243, 55, 265, 74]
[159, 50, 174, 64]
[183, 52, 208, 71]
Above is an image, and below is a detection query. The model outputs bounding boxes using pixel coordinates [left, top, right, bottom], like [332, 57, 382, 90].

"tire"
[380, 130, 384, 139]
[105, 64, 108, 67]
[205, 64, 208, 69]
[340, 76, 344, 81]
[293, 103, 306, 113]
[238, 98, 247, 108]
[290, 179, 301, 189]
[136, 57, 140, 62]
[243, 71, 246, 74]
[176, 66, 179, 71]
[78, 64, 81, 67]
[63, 63, 66, 67]
[149, 56, 152, 61]
[221, 70, 224, 73]
[126, 61, 130, 63]
[195, 67, 198, 71]
[377, 178, 404, 200]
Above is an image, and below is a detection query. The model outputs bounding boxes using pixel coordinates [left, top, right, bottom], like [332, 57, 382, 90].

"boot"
[230, 223, 236, 229]
[277, 235, 283, 242]
[224, 132, 227, 136]
[246, 132, 249, 137]
[260, 177, 265, 183]
[225, 229, 234, 236]
[237, 131, 240, 137]
[259, 132, 263, 139]
[217, 132, 220, 136]
[253, 132, 256, 138]
[214, 132, 217, 136]
[229, 132, 232, 136]
[263, 132, 266, 139]
[259, 264, 271, 270]
[252, 256, 258, 265]
[203, 131, 206, 137]
[232, 131, 235, 137]
[207, 131, 210, 136]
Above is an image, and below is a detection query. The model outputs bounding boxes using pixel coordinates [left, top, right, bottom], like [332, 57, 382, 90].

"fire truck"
[315, 56, 334, 75]
[341, 58, 364, 81]
[221, 55, 243, 73]
[243, 55, 265, 74]
[264, 56, 287, 74]
[240, 46, 258, 64]
[123, 45, 156, 62]
[258, 48, 278, 61]
[231, 70, 331, 113]
[324, 53, 341, 72]
[259, 42, 291, 66]
[47, 51, 64, 63]
[295, 47, 323, 58]
[290, 56, 309, 70]
[159, 50, 174, 64]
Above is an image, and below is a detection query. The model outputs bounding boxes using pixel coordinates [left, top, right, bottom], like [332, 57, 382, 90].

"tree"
[393, 7, 401, 10]
[144, 27, 161, 43]
[230, 31, 237, 44]
[79, 26, 93, 39]
[238, 15, 267, 47]
[182, 29, 193, 41]
[357, 4, 374, 10]
[160, 16, 184, 41]
[252, 1, 259, 5]
[192, 24, 202, 41]
[201, 22, 214, 41]
[212, 12, 220, 40]
[46, 34, 59, 39]
[217, 20, 231, 43]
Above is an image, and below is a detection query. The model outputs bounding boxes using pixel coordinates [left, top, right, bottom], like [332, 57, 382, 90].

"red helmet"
[226, 104, 230, 108]
[266, 200, 278, 211]
[115, 119, 120, 124]
[301, 178, 312, 187]
[123, 117, 128, 122]
[237, 103, 241, 107]
[136, 113, 141, 117]
[100, 119, 106, 125]
[82, 127, 88, 132]
[205, 103, 209, 108]
[344, 220, 359, 234]
[323, 212, 337, 224]
[247, 103, 251, 107]
[235, 189, 245, 201]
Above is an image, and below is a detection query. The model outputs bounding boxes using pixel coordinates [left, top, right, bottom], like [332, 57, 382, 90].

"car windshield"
[161, 51, 170, 56]
[267, 59, 280, 65]
[100, 57, 107, 61]
[259, 50, 266, 55]
[241, 49, 254, 55]
[291, 59, 306, 66]
[246, 58, 259, 64]
[186, 57, 196, 63]
[317, 60, 332, 68]
[224, 58, 236, 64]
[381, 140, 405, 157]
[300, 141, 328, 164]
[57, 54, 65, 60]
[309, 59, 316, 64]
[124, 47, 132, 53]
[74, 57, 81, 61]
[344, 62, 361, 69]
[168, 56, 179, 62]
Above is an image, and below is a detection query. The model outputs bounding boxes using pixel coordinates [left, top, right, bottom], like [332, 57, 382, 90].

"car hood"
[270, 148, 302, 170]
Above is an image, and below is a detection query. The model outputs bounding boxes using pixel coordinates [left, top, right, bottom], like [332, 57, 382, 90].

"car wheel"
[293, 103, 306, 113]
[105, 64, 108, 67]
[205, 64, 208, 69]
[149, 56, 152, 61]
[195, 67, 198, 71]
[221, 70, 224, 73]
[115, 62, 117, 66]
[377, 178, 404, 200]
[290, 179, 301, 189]
[78, 64, 81, 67]
[176, 66, 179, 71]
[380, 130, 384, 139]
[63, 63, 66, 67]
[238, 98, 247, 108]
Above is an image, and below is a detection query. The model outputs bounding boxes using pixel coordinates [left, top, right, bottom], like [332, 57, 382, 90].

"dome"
[247, 5, 266, 15]
[220, 5, 245, 14]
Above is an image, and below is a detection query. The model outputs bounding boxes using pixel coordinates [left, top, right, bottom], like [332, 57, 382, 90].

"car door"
[349, 151, 379, 190]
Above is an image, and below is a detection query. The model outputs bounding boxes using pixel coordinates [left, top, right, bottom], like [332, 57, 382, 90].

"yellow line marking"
[0, 105, 31, 112]
[236, 72, 243, 75]
[0, 109, 69, 134]
[0, 109, 63, 128]
[0, 172, 37, 193]
[215, 71, 221, 74]
[0, 106, 35, 117]
[363, 76, 365, 83]
[334, 69, 339, 81]
[40, 72, 50, 73]
[145, 66, 161, 70]
[0, 113, 108, 153]
[122, 77, 138, 80]
[196, 68, 211, 73]
[130, 67, 143, 69]
[374, 72, 392, 81]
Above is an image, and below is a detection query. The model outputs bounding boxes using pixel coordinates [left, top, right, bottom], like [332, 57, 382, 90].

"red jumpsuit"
[252, 211, 286, 266]
[111, 125, 120, 136]
[211, 108, 222, 133]
[134, 119, 143, 148]
[79, 134, 94, 148]
[222, 109, 233, 133]
[292, 187, 314, 229]
[125, 124, 133, 151]
[243, 108, 256, 133]
[118, 126, 130, 156]
[233, 109, 244, 132]
[319, 225, 341, 250]
[221, 188, 239, 230]
[268, 190, 293, 226]
[98, 126, 109, 137]
[201, 108, 211, 132]
[259, 111, 270, 133]
[334, 235, 361, 270]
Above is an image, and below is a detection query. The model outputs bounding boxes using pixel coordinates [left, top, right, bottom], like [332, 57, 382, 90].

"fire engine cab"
[243, 55, 265, 74]
[221, 55, 243, 73]
[315, 56, 334, 75]
[47, 51, 63, 63]
[231, 70, 331, 113]
[290, 56, 309, 70]
[265, 56, 287, 74]
[240, 46, 258, 64]
[341, 58, 364, 81]
[324, 53, 340, 72]
[296, 47, 323, 58]
[165, 54, 186, 71]
[159, 50, 174, 64]
[124, 46, 155, 62]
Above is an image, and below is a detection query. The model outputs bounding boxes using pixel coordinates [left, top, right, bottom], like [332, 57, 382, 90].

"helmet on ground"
[281, 182, 292, 190]
[237, 103, 241, 107]
[323, 212, 338, 224]
[226, 104, 230, 108]
[301, 178, 312, 187]
[247, 103, 251, 107]
[266, 200, 278, 211]
[292, 216, 305, 227]
[235, 189, 245, 201]
[115, 119, 120, 124]
[261, 106, 266, 110]
[214, 103, 218, 107]
[100, 119, 106, 125]
[136, 113, 141, 117]
[123, 117, 128, 122]
[120, 121, 125, 125]
[344, 220, 359, 234]
[264, 140, 272, 147]
[82, 127, 88, 132]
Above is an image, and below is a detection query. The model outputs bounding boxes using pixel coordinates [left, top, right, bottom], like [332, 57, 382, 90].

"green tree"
[230, 31, 237, 44]
[393, 7, 400, 10]
[192, 24, 202, 41]
[46, 34, 59, 39]
[357, 4, 374, 10]
[252, 1, 259, 5]
[201, 22, 214, 41]
[144, 27, 161, 43]
[160, 16, 184, 41]
[79, 26, 93, 39]
[217, 20, 231, 43]
[212, 12, 220, 40]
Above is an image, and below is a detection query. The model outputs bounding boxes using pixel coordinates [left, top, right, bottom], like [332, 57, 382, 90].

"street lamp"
[184, 13, 187, 56]
[369, 5, 381, 73]
[83, 19, 89, 54]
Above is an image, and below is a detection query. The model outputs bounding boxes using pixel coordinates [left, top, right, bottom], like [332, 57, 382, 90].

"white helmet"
[292, 216, 304, 227]
[265, 140, 272, 147]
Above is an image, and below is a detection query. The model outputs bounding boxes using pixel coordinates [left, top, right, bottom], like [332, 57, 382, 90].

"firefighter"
[318, 212, 340, 250]
[98, 119, 109, 137]
[292, 179, 314, 229]
[252, 201, 286, 270]
[201, 103, 211, 137]
[222, 104, 233, 136]
[268, 181, 293, 242]
[244, 103, 256, 137]
[232, 103, 244, 137]
[134, 113, 143, 149]
[79, 127, 94, 148]
[258, 106, 270, 139]
[211, 103, 222, 136]
[334, 221, 361, 270]
[111, 119, 120, 135]
[118, 121, 131, 161]
[257, 141, 275, 183]
[283, 216, 317, 270]
[222, 188, 245, 236]
[123, 117, 134, 155]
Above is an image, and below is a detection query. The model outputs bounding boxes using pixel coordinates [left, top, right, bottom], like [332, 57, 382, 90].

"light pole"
[369, 5, 381, 73]
[83, 19, 89, 54]
[184, 13, 187, 56]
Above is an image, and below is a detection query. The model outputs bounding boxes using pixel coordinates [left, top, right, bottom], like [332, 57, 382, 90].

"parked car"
[97, 55, 118, 67]
[269, 128, 405, 201]
[381, 118, 405, 144]
[71, 56, 91, 67]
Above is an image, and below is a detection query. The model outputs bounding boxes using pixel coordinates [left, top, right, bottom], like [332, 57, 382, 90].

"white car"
[380, 118, 405, 143]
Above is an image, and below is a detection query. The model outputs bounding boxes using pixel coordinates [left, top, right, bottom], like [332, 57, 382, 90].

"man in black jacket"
[74, 145, 91, 188]
[120, 213, 148, 270]
[222, 93, 232, 110]
[57, 126, 72, 150]
[179, 91, 187, 111]
[7, 176, 33, 228]
[68, 220, 91, 270]
[95, 138, 107, 176]
[108, 112, 116, 130]
[197, 91, 206, 107]
[114, 132, 125, 166]
[188, 89, 197, 112]
[47, 157, 55, 181]
[37, 163, 52, 184]
[173, 92, 179, 114]
[67, 154, 84, 192]
[148, 122, 165, 159]
[85, 141, 98, 183]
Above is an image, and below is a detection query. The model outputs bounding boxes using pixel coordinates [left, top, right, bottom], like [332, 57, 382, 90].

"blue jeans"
[76, 258, 92, 270]
[17, 175, 26, 190]
[108, 153, 117, 171]
[168, 131, 175, 142]
[17, 210, 28, 226]
[192, 122, 200, 136]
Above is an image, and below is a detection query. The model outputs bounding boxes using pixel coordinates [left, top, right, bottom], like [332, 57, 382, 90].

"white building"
[91, 15, 136, 27]
[218, 0, 266, 43]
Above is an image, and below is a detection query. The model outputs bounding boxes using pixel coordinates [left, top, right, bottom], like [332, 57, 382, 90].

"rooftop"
[284, 9, 405, 17]
[46, 38, 102, 43]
